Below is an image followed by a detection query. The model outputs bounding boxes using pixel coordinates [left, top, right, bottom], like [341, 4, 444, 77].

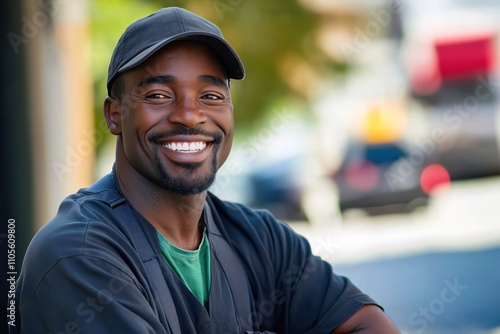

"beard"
[153, 151, 218, 196]
[149, 128, 222, 196]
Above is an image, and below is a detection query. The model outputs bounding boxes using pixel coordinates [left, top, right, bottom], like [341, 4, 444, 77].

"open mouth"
[162, 141, 207, 153]
[150, 130, 221, 164]
[155, 137, 215, 165]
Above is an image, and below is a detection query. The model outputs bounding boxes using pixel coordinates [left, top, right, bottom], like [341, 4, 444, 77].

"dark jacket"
[13, 173, 376, 333]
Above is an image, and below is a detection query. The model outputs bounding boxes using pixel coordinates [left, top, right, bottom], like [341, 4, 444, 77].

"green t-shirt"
[157, 230, 211, 305]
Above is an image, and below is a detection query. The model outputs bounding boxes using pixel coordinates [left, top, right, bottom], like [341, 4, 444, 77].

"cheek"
[120, 125, 142, 163]
[120, 117, 139, 149]
[120, 111, 153, 156]
[218, 129, 234, 167]
[122, 106, 162, 137]
[214, 108, 234, 159]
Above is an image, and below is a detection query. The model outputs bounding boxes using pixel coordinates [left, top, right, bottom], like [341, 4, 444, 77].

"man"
[13, 7, 399, 333]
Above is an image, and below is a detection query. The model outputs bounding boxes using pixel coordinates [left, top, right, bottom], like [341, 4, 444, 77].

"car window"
[364, 144, 407, 165]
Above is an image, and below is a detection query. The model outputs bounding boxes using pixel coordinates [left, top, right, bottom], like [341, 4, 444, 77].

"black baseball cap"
[106, 7, 245, 95]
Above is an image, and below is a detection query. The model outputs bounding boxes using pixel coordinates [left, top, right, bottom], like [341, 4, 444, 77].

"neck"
[114, 145, 207, 250]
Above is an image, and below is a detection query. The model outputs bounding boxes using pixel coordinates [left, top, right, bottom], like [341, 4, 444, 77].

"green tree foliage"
[91, 0, 340, 151]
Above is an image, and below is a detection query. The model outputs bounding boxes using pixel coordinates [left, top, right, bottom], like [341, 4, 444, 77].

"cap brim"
[118, 32, 245, 80]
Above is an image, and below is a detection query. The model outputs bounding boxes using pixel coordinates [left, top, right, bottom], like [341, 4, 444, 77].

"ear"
[103, 96, 122, 135]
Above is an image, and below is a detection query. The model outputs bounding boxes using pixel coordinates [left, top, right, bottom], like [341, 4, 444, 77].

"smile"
[162, 141, 207, 153]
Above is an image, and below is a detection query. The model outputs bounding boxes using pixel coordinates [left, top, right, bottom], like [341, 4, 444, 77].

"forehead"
[135, 40, 228, 78]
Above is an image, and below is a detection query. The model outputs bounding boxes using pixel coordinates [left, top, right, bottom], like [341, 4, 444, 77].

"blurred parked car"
[401, 0, 500, 180]
[331, 99, 450, 215]
[246, 154, 308, 222]
[332, 140, 437, 215]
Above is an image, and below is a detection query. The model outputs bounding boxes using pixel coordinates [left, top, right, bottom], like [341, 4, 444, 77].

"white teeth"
[163, 142, 207, 152]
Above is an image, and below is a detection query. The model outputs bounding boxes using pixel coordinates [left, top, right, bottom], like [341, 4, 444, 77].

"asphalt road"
[335, 246, 500, 334]
[291, 175, 500, 333]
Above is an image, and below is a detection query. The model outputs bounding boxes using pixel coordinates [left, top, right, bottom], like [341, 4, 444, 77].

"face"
[106, 41, 234, 195]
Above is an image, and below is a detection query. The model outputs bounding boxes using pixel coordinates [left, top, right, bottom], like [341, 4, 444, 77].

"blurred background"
[2, 0, 500, 332]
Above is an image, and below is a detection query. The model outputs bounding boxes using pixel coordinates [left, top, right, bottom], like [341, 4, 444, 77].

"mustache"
[148, 127, 223, 144]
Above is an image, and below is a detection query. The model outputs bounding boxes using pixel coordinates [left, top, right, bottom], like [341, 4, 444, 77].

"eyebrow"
[136, 74, 229, 91]
[137, 75, 175, 89]
[198, 75, 229, 90]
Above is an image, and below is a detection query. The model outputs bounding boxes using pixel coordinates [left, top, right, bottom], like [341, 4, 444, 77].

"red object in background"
[434, 34, 496, 80]
[420, 164, 451, 194]
[345, 160, 379, 191]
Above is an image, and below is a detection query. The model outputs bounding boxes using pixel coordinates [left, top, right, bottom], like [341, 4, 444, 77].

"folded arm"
[331, 305, 400, 334]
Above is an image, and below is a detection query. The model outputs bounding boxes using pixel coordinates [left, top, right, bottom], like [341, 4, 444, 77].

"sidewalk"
[290, 176, 500, 265]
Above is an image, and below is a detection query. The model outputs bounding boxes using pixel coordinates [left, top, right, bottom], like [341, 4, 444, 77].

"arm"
[331, 305, 400, 334]
[239, 208, 396, 333]
[18, 255, 167, 334]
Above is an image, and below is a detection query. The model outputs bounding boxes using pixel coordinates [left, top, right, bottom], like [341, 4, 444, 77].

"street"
[290, 175, 500, 333]
[336, 245, 500, 334]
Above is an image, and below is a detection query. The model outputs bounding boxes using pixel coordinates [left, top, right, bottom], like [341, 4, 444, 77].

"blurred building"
[2, 0, 94, 267]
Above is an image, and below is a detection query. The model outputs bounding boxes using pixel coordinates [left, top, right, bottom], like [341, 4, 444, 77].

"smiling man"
[13, 7, 399, 334]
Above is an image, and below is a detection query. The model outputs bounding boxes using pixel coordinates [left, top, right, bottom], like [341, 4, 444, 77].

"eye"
[201, 93, 226, 101]
[146, 93, 168, 99]
[143, 92, 173, 104]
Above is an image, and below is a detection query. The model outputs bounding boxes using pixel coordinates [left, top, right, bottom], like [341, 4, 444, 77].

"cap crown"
[106, 7, 244, 94]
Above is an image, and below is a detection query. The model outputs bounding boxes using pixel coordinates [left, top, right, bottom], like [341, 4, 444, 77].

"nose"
[167, 95, 207, 128]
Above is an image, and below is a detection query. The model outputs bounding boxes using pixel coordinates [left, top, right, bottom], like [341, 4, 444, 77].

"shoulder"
[206, 192, 312, 269]
[28, 188, 127, 260]
[206, 194, 380, 333]
[207, 192, 301, 243]
[18, 181, 137, 301]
